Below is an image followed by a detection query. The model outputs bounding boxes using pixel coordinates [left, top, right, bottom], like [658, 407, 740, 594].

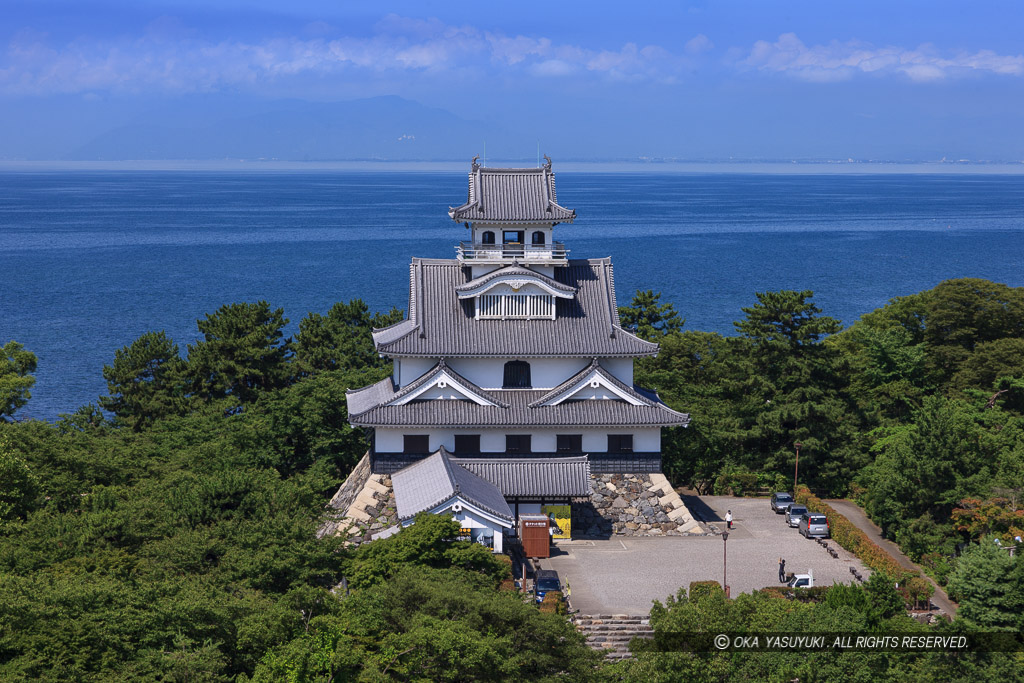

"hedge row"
[795, 486, 915, 582]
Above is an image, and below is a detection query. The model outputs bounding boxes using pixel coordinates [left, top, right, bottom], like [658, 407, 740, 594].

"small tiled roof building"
[345, 157, 692, 543]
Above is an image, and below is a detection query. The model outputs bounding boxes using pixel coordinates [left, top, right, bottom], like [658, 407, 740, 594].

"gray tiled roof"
[449, 163, 575, 225]
[453, 264, 577, 297]
[391, 448, 513, 522]
[370, 258, 659, 358]
[452, 456, 591, 498]
[346, 368, 690, 428]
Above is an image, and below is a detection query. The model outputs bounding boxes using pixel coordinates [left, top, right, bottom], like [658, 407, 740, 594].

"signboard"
[542, 505, 571, 539]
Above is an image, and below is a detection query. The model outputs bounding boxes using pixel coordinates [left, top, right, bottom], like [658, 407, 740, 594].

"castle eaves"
[370, 258, 658, 358]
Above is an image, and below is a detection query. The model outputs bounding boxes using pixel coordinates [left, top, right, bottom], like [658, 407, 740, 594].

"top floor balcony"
[456, 241, 569, 264]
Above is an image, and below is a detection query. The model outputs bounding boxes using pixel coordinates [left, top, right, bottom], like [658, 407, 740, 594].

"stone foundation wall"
[320, 463, 706, 545]
[573, 473, 706, 537]
[318, 452, 399, 547]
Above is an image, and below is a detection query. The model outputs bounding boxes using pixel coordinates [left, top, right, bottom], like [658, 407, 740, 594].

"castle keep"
[336, 158, 700, 548]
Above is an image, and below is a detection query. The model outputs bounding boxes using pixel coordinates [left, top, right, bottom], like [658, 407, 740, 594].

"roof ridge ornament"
[471, 155, 481, 171]
[543, 154, 552, 170]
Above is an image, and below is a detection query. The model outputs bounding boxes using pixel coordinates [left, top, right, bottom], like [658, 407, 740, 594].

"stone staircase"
[575, 614, 654, 661]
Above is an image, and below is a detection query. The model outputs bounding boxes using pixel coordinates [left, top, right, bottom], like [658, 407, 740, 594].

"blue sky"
[3, 1, 1024, 161]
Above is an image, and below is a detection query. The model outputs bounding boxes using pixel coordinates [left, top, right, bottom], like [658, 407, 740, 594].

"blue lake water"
[3, 171, 1024, 420]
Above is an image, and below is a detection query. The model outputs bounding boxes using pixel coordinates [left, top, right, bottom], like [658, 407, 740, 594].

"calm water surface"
[3, 171, 1023, 419]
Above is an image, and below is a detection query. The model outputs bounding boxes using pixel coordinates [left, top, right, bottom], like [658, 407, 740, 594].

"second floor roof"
[371, 258, 659, 358]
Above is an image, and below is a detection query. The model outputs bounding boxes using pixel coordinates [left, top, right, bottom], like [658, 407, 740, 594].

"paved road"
[542, 496, 869, 615]
[826, 499, 957, 616]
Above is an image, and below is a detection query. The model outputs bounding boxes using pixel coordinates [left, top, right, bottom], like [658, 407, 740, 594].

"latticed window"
[477, 293, 554, 319]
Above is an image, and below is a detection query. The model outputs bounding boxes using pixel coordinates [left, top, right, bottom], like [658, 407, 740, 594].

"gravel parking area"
[541, 495, 870, 615]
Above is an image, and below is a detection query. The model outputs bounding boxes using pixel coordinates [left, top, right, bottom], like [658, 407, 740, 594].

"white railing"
[456, 241, 569, 261]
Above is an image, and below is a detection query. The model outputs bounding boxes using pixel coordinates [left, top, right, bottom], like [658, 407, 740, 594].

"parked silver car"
[799, 513, 830, 538]
[770, 492, 794, 514]
[786, 505, 808, 527]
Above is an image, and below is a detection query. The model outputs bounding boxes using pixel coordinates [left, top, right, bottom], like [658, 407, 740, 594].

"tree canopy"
[0, 341, 37, 420]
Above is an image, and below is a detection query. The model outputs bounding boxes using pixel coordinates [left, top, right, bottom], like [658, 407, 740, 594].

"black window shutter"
[404, 435, 430, 454]
[557, 434, 583, 452]
[454, 434, 480, 454]
[608, 434, 633, 453]
[506, 435, 532, 454]
[503, 360, 531, 388]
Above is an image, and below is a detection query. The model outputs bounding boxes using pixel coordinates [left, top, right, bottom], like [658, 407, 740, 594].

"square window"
[403, 435, 429, 454]
[505, 435, 532, 454]
[454, 434, 480, 454]
[607, 434, 633, 453]
[557, 434, 582, 453]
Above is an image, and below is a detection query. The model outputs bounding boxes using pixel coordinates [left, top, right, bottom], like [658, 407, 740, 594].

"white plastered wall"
[447, 357, 589, 390]
[396, 356, 635, 390]
[375, 427, 661, 453]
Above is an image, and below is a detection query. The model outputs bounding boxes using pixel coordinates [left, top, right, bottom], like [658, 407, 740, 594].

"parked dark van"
[535, 570, 562, 603]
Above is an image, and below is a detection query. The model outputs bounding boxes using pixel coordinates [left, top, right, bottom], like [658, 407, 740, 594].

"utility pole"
[794, 442, 802, 492]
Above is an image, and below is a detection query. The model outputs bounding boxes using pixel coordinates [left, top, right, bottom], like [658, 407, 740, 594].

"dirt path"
[826, 499, 957, 616]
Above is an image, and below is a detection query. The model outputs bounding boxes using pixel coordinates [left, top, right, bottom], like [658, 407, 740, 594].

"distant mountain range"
[69, 96, 519, 161]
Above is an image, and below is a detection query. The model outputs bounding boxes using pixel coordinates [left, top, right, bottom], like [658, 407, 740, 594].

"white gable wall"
[399, 496, 510, 552]
[601, 357, 633, 385]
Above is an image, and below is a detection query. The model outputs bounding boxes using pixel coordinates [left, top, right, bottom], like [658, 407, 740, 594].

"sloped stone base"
[320, 459, 705, 544]
[573, 473, 707, 537]
[318, 452, 399, 547]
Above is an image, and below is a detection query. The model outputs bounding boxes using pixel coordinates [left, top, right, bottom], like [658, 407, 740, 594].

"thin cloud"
[0, 17, 708, 95]
[744, 33, 1024, 82]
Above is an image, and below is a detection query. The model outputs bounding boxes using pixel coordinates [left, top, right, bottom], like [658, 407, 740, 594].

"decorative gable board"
[389, 370, 499, 407]
[538, 367, 646, 406]
[456, 276, 576, 300]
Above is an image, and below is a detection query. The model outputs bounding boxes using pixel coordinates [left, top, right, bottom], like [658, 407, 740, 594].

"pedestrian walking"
[725, 510, 733, 529]
[778, 557, 786, 583]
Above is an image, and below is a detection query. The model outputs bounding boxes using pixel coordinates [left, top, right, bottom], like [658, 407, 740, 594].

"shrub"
[689, 580, 724, 601]
[539, 590, 566, 615]
[713, 465, 759, 496]
[795, 486, 915, 583]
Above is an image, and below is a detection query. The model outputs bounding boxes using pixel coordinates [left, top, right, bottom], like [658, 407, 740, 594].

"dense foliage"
[613, 580, 1021, 682]
[625, 277, 1024, 586]
[2, 278, 1023, 680]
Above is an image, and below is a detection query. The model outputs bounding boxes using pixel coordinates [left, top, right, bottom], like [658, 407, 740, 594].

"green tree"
[295, 299, 402, 374]
[864, 396, 991, 539]
[0, 341, 37, 420]
[921, 278, 1024, 387]
[618, 289, 684, 340]
[731, 290, 863, 494]
[100, 331, 187, 429]
[343, 513, 509, 590]
[0, 434, 39, 522]
[950, 337, 1024, 394]
[946, 541, 1023, 630]
[187, 302, 293, 405]
[633, 330, 743, 490]
[253, 566, 600, 683]
[246, 368, 384, 478]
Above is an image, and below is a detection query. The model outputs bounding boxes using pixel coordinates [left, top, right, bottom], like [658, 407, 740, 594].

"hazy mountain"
[69, 96, 517, 161]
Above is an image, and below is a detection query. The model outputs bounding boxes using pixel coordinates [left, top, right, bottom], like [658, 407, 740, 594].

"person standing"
[725, 510, 733, 529]
[779, 557, 786, 583]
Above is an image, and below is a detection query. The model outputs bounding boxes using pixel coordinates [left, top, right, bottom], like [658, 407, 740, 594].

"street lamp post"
[793, 442, 802, 492]
[722, 530, 730, 598]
